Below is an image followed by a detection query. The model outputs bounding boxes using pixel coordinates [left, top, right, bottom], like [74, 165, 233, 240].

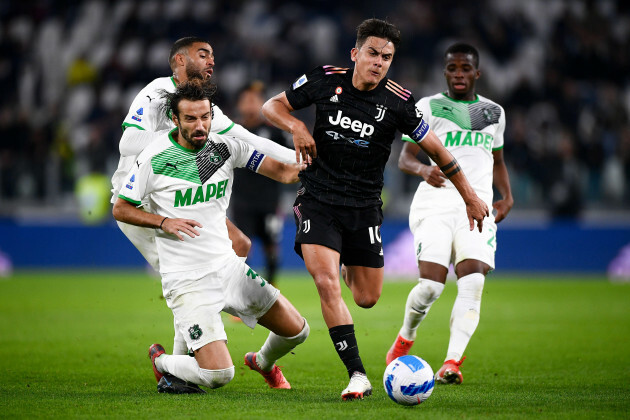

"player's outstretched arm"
[256, 156, 306, 184]
[112, 198, 202, 241]
[398, 141, 446, 188]
[224, 123, 296, 164]
[417, 130, 489, 232]
[492, 148, 514, 223]
[262, 92, 315, 164]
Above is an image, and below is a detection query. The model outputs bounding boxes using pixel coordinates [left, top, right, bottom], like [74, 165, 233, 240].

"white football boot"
[341, 372, 372, 400]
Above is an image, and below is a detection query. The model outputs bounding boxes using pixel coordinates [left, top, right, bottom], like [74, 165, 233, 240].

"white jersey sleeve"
[211, 104, 295, 163]
[492, 105, 506, 151]
[117, 145, 156, 206]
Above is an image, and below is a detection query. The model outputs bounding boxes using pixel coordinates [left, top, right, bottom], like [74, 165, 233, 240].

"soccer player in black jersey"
[263, 18, 489, 400]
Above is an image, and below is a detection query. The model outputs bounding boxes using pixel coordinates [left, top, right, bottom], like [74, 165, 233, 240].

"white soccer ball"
[383, 355, 435, 406]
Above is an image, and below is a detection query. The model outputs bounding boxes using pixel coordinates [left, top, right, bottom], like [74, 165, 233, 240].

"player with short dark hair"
[386, 43, 513, 385]
[113, 78, 309, 394]
[263, 19, 489, 400]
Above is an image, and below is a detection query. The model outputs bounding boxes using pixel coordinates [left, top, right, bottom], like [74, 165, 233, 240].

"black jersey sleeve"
[284, 66, 329, 111]
[400, 95, 431, 143]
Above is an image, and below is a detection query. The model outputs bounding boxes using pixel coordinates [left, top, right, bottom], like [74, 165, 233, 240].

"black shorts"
[292, 191, 384, 268]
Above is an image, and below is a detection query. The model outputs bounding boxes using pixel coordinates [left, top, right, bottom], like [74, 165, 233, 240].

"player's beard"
[186, 63, 211, 81]
[180, 127, 208, 150]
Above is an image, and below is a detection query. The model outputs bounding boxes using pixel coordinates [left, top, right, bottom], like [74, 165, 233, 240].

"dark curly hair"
[159, 78, 217, 120]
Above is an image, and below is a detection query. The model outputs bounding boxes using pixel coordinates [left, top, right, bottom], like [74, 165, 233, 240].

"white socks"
[156, 354, 234, 388]
[256, 318, 310, 371]
[399, 279, 445, 341]
[446, 273, 485, 361]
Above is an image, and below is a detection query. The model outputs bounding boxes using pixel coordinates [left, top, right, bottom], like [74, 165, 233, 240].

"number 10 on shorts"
[368, 226, 381, 244]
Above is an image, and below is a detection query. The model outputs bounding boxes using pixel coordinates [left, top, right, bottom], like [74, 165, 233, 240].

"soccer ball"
[383, 355, 435, 406]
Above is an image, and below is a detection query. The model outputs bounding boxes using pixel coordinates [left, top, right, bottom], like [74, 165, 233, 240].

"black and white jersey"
[285, 65, 430, 208]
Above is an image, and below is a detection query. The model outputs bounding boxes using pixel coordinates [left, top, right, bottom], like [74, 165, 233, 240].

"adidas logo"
[330, 94, 339, 103]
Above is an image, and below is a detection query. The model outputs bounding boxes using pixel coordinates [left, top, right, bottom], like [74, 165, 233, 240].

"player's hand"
[466, 196, 489, 232]
[493, 196, 514, 223]
[292, 125, 316, 164]
[421, 166, 447, 188]
[161, 218, 202, 241]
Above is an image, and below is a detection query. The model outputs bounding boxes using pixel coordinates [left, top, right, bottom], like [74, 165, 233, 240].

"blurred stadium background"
[0, 0, 629, 277]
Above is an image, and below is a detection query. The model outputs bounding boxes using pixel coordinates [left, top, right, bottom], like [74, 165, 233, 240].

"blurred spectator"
[0, 0, 628, 219]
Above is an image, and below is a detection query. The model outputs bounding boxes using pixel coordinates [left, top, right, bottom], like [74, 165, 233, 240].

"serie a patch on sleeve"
[292, 74, 308, 90]
[410, 120, 430, 143]
[246, 151, 266, 172]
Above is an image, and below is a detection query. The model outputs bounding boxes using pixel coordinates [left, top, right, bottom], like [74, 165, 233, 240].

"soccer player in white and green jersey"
[113, 79, 309, 393]
[110, 38, 298, 387]
[112, 37, 296, 269]
[386, 43, 513, 384]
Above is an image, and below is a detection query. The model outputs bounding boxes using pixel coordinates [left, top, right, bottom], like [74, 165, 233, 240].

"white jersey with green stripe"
[117, 130, 265, 273]
[403, 92, 505, 206]
[112, 77, 236, 202]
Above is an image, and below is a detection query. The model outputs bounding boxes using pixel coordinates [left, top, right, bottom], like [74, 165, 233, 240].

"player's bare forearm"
[492, 149, 514, 223]
[113, 198, 165, 228]
[258, 156, 306, 184]
[398, 141, 446, 187]
[262, 92, 315, 163]
[419, 132, 488, 230]
[113, 198, 201, 241]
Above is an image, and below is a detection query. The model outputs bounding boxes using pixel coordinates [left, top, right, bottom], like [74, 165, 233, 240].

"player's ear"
[351, 47, 358, 62]
[475, 69, 481, 80]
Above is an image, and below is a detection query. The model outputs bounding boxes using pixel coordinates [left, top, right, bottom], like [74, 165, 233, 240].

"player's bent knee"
[198, 366, 235, 389]
[354, 291, 380, 308]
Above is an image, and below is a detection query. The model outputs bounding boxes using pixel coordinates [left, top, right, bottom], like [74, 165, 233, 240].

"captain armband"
[246, 151, 266, 173]
[439, 159, 462, 178]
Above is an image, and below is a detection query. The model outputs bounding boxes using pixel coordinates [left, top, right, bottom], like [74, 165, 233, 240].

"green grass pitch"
[0, 270, 629, 419]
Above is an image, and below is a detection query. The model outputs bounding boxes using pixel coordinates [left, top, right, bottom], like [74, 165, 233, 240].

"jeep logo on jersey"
[174, 179, 229, 207]
[328, 110, 374, 138]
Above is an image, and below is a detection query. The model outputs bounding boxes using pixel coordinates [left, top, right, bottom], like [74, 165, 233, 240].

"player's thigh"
[344, 265, 384, 295]
[162, 270, 227, 354]
[452, 215, 497, 270]
[219, 256, 280, 329]
[116, 220, 159, 270]
[411, 215, 455, 269]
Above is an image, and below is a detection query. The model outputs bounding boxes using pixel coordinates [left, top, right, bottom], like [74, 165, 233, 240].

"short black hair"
[356, 18, 401, 50]
[169, 37, 210, 70]
[444, 43, 480, 68]
[160, 78, 217, 120]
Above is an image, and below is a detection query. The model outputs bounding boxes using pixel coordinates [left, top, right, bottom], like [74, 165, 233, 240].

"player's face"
[184, 42, 215, 81]
[351, 36, 395, 91]
[173, 99, 212, 150]
[444, 52, 480, 101]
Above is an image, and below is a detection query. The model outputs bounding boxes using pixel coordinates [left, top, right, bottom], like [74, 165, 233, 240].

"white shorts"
[410, 202, 497, 270]
[117, 220, 160, 270]
[161, 255, 279, 351]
